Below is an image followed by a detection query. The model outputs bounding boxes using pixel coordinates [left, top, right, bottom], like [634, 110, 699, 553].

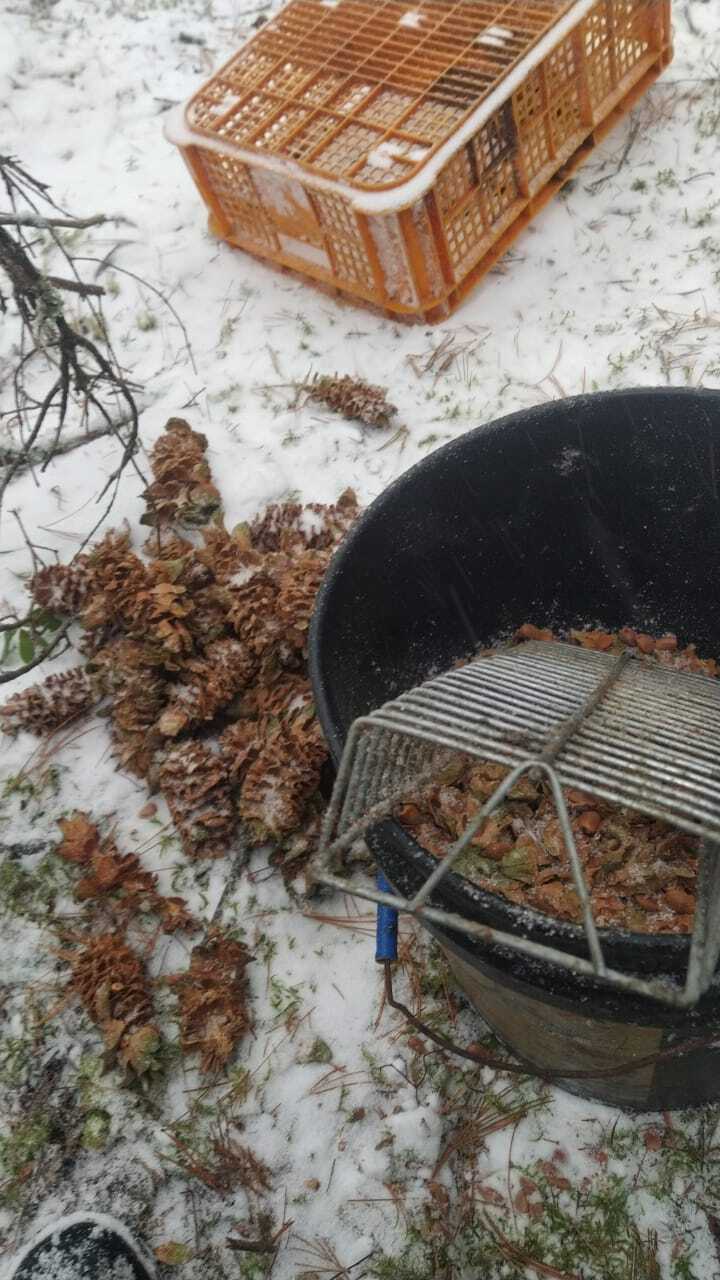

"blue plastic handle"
[375, 871, 399, 963]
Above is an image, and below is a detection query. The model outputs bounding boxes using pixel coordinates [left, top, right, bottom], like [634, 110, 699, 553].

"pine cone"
[31, 558, 92, 615]
[57, 812, 100, 864]
[142, 418, 222, 529]
[150, 418, 210, 484]
[56, 813, 196, 932]
[77, 622, 121, 658]
[236, 673, 313, 723]
[88, 639, 163, 695]
[274, 550, 331, 656]
[66, 934, 161, 1073]
[158, 638, 256, 738]
[186, 585, 233, 646]
[81, 531, 151, 633]
[87, 639, 167, 777]
[308, 374, 397, 429]
[112, 675, 166, 779]
[239, 716, 327, 839]
[249, 489, 359, 553]
[143, 529, 193, 560]
[247, 501, 304, 554]
[167, 931, 252, 1073]
[198, 526, 262, 585]
[146, 533, 214, 592]
[83, 554, 202, 667]
[144, 580, 195, 661]
[0, 667, 96, 735]
[228, 568, 283, 657]
[75, 848, 156, 903]
[218, 718, 262, 783]
[158, 739, 236, 859]
[112, 674, 166, 736]
[217, 677, 314, 786]
[142, 477, 223, 529]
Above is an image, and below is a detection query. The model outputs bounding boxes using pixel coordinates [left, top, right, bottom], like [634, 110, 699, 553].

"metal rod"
[317, 869, 700, 1008]
[686, 838, 720, 999]
[543, 764, 605, 974]
[539, 651, 632, 762]
[407, 758, 537, 910]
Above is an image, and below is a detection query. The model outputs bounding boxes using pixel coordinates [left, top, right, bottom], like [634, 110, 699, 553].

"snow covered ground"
[2, 0, 720, 1277]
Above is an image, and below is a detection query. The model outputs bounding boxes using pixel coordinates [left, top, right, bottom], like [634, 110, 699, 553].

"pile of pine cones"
[1, 418, 358, 871]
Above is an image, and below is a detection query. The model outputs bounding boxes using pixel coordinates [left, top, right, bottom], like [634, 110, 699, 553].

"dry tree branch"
[0, 212, 133, 230]
[0, 419, 131, 475]
[45, 275, 105, 298]
[0, 155, 158, 683]
[0, 168, 143, 508]
[0, 234, 139, 508]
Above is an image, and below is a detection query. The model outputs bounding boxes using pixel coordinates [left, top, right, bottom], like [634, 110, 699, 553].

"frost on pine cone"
[249, 487, 359, 554]
[158, 739, 236, 859]
[31, 558, 92, 616]
[0, 667, 96, 735]
[88, 639, 168, 779]
[158, 637, 256, 738]
[239, 713, 327, 840]
[81, 531, 152, 636]
[307, 374, 397, 429]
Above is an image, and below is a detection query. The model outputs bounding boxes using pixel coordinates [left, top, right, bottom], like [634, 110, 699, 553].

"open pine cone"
[0, 668, 96, 735]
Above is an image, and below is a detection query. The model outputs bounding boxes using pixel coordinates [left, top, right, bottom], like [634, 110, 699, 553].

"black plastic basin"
[309, 388, 720, 1107]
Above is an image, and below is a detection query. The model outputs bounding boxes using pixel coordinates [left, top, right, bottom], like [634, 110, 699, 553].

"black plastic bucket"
[309, 388, 720, 1109]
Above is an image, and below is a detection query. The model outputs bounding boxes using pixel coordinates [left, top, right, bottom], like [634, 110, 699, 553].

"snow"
[368, 214, 417, 306]
[476, 25, 515, 49]
[278, 233, 331, 267]
[2, 0, 720, 1277]
[365, 140, 429, 171]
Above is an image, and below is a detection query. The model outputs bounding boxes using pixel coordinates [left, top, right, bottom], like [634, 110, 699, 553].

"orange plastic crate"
[167, 0, 672, 322]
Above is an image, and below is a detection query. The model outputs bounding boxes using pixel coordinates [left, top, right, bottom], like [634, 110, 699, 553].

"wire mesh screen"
[317, 642, 720, 1009]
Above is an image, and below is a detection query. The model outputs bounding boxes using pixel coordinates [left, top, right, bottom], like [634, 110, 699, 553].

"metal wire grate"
[316, 641, 720, 1008]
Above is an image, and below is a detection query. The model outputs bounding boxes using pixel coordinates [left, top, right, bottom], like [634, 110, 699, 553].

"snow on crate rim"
[166, 0, 597, 216]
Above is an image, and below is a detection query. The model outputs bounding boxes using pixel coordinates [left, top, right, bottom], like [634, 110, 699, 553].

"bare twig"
[0, 155, 157, 684]
[0, 212, 132, 230]
[46, 275, 105, 298]
[77, 256, 198, 376]
[0, 156, 143, 519]
[225, 1239, 275, 1254]
[0, 417, 133, 476]
[0, 618, 72, 684]
[327, 1252, 375, 1280]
